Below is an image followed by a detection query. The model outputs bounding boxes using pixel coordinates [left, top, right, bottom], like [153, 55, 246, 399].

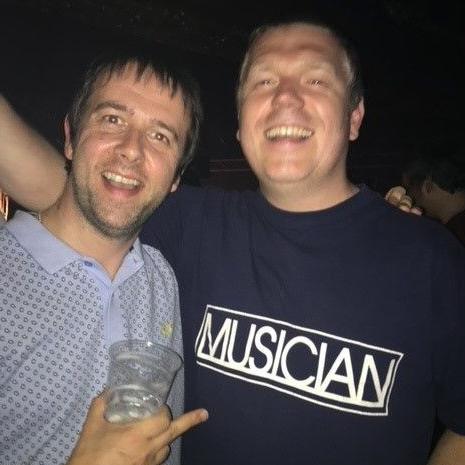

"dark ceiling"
[3, 0, 464, 60]
[1, 0, 464, 189]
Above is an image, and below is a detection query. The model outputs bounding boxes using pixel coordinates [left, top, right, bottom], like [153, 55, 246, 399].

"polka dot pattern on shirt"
[0, 220, 183, 465]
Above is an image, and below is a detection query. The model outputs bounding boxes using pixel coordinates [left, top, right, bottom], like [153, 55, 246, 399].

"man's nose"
[116, 128, 143, 162]
[272, 79, 304, 108]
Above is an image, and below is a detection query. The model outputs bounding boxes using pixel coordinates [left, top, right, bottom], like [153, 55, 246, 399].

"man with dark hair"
[66, 50, 202, 179]
[0, 53, 207, 465]
[402, 150, 465, 244]
[1, 18, 465, 465]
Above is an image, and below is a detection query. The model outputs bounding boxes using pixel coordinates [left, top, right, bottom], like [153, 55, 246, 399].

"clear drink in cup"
[104, 339, 182, 424]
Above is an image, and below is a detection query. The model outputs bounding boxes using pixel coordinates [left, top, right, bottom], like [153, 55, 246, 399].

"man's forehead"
[248, 24, 350, 77]
[86, 67, 189, 118]
[84, 67, 190, 130]
[252, 24, 342, 59]
[93, 66, 174, 95]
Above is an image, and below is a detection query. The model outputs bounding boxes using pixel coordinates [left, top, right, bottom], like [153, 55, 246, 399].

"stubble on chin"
[70, 172, 159, 241]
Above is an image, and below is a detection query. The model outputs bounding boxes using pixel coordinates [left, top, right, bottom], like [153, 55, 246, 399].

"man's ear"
[236, 129, 240, 142]
[64, 116, 74, 161]
[349, 98, 365, 141]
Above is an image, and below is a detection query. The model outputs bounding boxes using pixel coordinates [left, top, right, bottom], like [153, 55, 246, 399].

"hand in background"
[385, 186, 422, 215]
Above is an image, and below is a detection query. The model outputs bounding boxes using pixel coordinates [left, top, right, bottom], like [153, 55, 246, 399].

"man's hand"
[385, 186, 422, 215]
[67, 393, 208, 465]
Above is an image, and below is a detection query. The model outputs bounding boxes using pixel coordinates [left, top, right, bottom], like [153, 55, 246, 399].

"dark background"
[1, 0, 464, 194]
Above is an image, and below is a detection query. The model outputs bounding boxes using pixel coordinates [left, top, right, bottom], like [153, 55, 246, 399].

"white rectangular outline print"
[195, 305, 404, 416]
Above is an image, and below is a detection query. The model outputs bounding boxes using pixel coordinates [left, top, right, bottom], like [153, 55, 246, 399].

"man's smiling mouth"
[265, 126, 314, 141]
[102, 171, 141, 189]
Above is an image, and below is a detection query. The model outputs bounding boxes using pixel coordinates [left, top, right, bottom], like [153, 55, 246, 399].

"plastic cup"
[104, 339, 182, 424]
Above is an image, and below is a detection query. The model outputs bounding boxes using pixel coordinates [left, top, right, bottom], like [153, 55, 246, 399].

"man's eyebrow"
[250, 59, 335, 73]
[247, 62, 272, 73]
[153, 120, 179, 143]
[93, 101, 131, 114]
[92, 100, 180, 143]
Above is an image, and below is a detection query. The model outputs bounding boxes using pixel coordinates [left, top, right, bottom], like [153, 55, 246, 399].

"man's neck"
[260, 177, 359, 213]
[39, 195, 136, 280]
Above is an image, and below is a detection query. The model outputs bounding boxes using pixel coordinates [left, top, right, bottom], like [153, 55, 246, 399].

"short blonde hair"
[236, 20, 364, 114]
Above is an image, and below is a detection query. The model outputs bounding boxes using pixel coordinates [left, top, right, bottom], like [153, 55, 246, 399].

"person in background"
[1, 18, 464, 465]
[0, 50, 207, 465]
[402, 149, 465, 244]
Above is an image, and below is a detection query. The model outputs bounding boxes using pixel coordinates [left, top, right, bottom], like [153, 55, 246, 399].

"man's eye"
[103, 115, 122, 125]
[259, 79, 276, 87]
[307, 79, 324, 86]
[149, 131, 170, 145]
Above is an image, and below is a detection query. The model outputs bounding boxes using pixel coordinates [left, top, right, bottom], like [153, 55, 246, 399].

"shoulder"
[0, 216, 20, 244]
[163, 184, 252, 210]
[367, 188, 460, 248]
[141, 243, 174, 270]
[0, 225, 14, 255]
[143, 184, 255, 232]
[140, 244, 177, 281]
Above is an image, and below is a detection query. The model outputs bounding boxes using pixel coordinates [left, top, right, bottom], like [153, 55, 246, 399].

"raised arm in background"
[0, 94, 66, 210]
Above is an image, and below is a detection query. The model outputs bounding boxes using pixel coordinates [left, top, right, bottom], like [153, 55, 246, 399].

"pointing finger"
[150, 408, 208, 447]
[168, 408, 209, 442]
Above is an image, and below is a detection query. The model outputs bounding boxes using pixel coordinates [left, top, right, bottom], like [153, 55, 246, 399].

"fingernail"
[200, 409, 209, 421]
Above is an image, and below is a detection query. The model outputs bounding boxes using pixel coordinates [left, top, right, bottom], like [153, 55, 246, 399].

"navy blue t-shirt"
[141, 185, 465, 465]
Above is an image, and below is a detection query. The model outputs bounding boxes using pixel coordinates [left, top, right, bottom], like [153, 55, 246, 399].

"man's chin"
[262, 168, 314, 186]
[76, 195, 157, 241]
[86, 214, 144, 241]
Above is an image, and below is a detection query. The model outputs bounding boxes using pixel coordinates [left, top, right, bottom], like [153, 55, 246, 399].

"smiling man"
[0, 52, 207, 465]
[236, 22, 364, 212]
[1, 19, 465, 465]
[147, 22, 465, 465]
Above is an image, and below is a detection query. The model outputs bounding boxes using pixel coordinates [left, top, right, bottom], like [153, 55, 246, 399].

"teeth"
[103, 172, 140, 187]
[265, 126, 313, 140]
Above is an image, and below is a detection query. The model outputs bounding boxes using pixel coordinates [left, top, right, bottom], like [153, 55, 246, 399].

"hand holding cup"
[66, 393, 208, 465]
[105, 339, 183, 424]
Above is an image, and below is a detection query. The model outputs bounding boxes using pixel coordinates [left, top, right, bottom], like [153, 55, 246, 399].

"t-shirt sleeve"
[433, 237, 465, 434]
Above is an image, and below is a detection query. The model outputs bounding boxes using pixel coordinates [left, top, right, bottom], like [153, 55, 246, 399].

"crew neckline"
[252, 184, 381, 229]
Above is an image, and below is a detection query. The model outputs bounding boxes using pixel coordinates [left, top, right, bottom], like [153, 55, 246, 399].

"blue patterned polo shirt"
[0, 211, 183, 465]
